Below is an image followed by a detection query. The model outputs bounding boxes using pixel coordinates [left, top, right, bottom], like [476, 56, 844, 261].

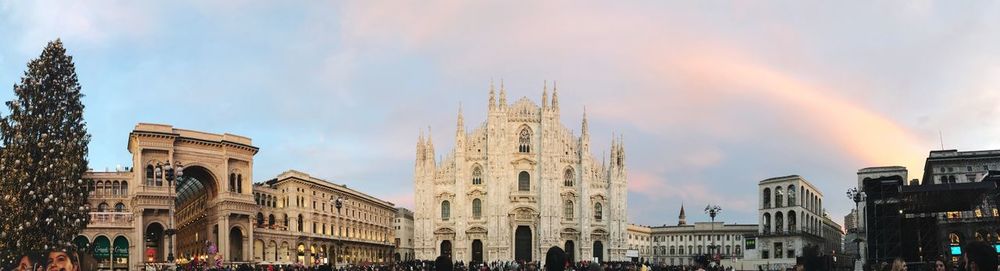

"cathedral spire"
[582, 106, 589, 135]
[678, 203, 687, 226]
[416, 129, 425, 161]
[552, 81, 559, 110]
[542, 80, 549, 109]
[499, 78, 507, 107]
[489, 79, 496, 109]
[456, 103, 464, 134]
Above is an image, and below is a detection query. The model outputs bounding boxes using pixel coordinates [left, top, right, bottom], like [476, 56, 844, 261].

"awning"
[113, 236, 129, 261]
[93, 236, 111, 259]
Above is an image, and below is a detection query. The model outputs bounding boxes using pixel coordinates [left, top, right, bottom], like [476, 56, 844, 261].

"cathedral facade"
[413, 82, 629, 263]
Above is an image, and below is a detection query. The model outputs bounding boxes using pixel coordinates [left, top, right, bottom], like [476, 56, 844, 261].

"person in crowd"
[889, 258, 907, 271]
[964, 241, 998, 271]
[691, 255, 708, 271]
[928, 257, 947, 271]
[544, 247, 566, 271]
[435, 255, 453, 271]
[10, 253, 40, 271]
[44, 250, 79, 271]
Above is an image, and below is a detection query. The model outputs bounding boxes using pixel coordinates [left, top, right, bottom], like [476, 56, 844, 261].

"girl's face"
[16, 255, 33, 271]
[935, 260, 946, 271]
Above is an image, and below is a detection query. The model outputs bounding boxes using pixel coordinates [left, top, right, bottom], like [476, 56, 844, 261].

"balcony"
[88, 212, 133, 227]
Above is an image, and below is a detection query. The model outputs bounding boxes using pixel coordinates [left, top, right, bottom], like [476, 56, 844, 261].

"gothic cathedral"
[413, 82, 629, 263]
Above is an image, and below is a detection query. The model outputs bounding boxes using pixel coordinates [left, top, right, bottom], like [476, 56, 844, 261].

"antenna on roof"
[939, 130, 944, 150]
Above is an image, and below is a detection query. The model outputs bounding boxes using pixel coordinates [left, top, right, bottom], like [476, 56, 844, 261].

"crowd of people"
[3, 241, 997, 271]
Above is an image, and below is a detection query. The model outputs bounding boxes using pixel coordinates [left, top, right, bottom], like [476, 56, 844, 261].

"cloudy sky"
[3, 1, 1000, 227]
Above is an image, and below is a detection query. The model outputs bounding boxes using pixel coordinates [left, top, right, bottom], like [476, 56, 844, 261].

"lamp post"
[332, 196, 346, 268]
[159, 161, 184, 264]
[705, 205, 722, 263]
[846, 187, 864, 271]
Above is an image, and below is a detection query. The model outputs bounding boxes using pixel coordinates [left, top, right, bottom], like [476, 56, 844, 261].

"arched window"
[104, 181, 111, 196]
[269, 214, 275, 226]
[112, 181, 120, 196]
[441, 201, 451, 221]
[763, 213, 772, 233]
[238, 174, 243, 193]
[518, 171, 530, 191]
[230, 173, 237, 192]
[88, 181, 95, 197]
[762, 188, 771, 208]
[145, 165, 154, 186]
[472, 166, 483, 185]
[472, 199, 482, 219]
[775, 187, 784, 208]
[121, 181, 128, 196]
[96, 181, 104, 197]
[297, 214, 304, 232]
[518, 127, 531, 153]
[594, 203, 603, 221]
[775, 211, 784, 233]
[114, 202, 125, 212]
[564, 200, 574, 220]
[98, 202, 108, 212]
[564, 168, 574, 187]
[787, 210, 797, 232]
[787, 185, 796, 206]
[257, 213, 265, 226]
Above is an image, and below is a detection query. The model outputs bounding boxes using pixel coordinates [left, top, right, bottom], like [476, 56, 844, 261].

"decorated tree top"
[0, 39, 91, 263]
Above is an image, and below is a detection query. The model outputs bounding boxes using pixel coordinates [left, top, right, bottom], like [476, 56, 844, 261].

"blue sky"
[3, 1, 1000, 227]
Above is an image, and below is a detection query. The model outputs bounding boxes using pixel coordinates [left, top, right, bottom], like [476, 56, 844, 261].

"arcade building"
[74, 123, 396, 270]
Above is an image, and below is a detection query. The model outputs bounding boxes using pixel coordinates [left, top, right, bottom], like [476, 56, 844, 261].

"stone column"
[219, 215, 229, 263]
[246, 217, 254, 262]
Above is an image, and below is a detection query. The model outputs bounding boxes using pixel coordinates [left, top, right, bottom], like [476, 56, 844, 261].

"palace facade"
[75, 123, 395, 270]
[413, 83, 630, 263]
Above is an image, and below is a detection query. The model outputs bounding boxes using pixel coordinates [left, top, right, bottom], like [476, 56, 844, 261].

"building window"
[564, 167, 574, 187]
[472, 166, 483, 185]
[564, 200, 574, 220]
[762, 188, 771, 208]
[145, 165, 154, 186]
[518, 171, 530, 191]
[594, 203, 603, 221]
[297, 215, 304, 232]
[775, 186, 784, 208]
[115, 203, 125, 212]
[518, 127, 531, 153]
[441, 201, 451, 221]
[787, 185, 796, 206]
[472, 199, 482, 219]
[269, 214, 275, 226]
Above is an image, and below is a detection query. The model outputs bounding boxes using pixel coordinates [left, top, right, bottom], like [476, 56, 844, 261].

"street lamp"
[331, 196, 347, 267]
[846, 187, 865, 270]
[159, 160, 184, 263]
[705, 204, 722, 263]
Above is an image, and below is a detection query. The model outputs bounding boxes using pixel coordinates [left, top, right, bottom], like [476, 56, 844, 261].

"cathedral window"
[472, 199, 482, 219]
[518, 171, 530, 191]
[472, 166, 483, 185]
[594, 202, 603, 221]
[564, 200, 574, 220]
[441, 201, 451, 221]
[564, 167, 574, 187]
[230, 173, 238, 192]
[518, 127, 531, 153]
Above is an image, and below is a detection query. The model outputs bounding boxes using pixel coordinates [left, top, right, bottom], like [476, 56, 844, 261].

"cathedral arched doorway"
[515, 226, 532, 262]
[471, 239, 483, 263]
[565, 240, 575, 263]
[230, 227, 244, 261]
[440, 240, 452, 257]
[593, 241, 603, 262]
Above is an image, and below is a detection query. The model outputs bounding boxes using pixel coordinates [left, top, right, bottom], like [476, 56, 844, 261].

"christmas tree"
[0, 39, 91, 263]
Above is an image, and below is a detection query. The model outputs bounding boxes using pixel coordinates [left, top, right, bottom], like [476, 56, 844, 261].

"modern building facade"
[413, 83, 630, 263]
[395, 207, 415, 261]
[744, 175, 828, 270]
[74, 123, 396, 270]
